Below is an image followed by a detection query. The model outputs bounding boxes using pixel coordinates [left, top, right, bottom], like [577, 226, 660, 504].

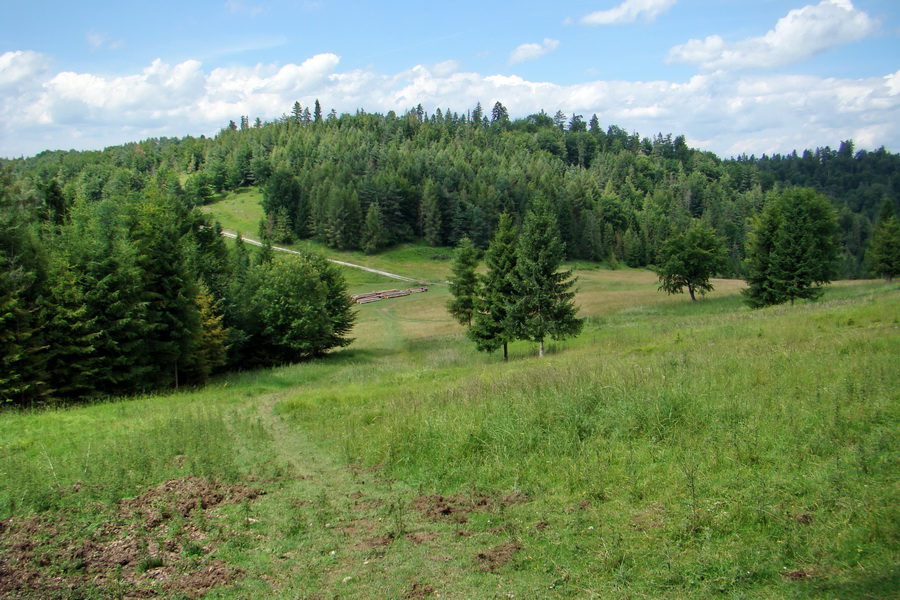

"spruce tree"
[362, 202, 388, 254]
[509, 203, 582, 357]
[868, 205, 900, 281]
[421, 179, 442, 247]
[132, 198, 200, 389]
[743, 188, 839, 307]
[447, 237, 479, 327]
[469, 213, 517, 360]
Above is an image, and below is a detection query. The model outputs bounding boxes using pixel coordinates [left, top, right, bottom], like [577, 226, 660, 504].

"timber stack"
[350, 287, 429, 304]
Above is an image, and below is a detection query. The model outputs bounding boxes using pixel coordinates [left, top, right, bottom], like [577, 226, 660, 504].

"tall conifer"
[469, 213, 517, 360]
[509, 203, 582, 357]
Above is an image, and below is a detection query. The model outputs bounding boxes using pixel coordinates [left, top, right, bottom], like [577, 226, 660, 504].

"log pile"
[350, 287, 429, 304]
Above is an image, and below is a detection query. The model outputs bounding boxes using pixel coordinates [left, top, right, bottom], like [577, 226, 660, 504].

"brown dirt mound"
[475, 542, 522, 572]
[0, 476, 260, 599]
[118, 475, 262, 529]
[405, 580, 436, 598]
[413, 492, 527, 524]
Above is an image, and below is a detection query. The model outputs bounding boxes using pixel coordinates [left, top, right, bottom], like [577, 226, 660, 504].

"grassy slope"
[0, 191, 897, 599]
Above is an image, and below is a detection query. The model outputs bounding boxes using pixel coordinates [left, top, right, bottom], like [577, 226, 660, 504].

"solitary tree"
[447, 237, 479, 327]
[743, 188, 839, 307]
[509, 204, 582, 357]
[656, 220, 726, 301]
[469, 213, 517, 360]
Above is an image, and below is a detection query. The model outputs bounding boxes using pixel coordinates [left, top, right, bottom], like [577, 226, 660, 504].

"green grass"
[203, 189, 456, 286]
[1, 215, 898, 599]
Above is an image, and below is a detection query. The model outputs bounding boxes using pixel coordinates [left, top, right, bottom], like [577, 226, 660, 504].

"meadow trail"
[249, 392, 535, 597]
[220, 231, 425, 284]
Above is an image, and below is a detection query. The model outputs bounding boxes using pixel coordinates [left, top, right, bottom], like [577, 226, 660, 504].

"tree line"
[8, 101, 898, 281]
[0, 166, 355, 406]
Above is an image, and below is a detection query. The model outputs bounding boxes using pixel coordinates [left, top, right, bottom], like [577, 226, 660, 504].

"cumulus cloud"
[1, 50, 898, 159]
[668, 0, 878, 71]
[0, 50, 50, 91]
[510, 38, 560, 64]
[580, 0, 676, 25]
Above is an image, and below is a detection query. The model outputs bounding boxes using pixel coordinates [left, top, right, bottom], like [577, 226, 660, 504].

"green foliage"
[420, 179, 442, 247]
[469, 214, 518, 359]
[241, 254, 355, 364]
[743, 188, 839, 307]
[361, 201, 389, 254]
[867, 215, 900, 281]
[446, 237, 479, 327]
[509, 203, 583, 356]
[656, 219, 726, 300]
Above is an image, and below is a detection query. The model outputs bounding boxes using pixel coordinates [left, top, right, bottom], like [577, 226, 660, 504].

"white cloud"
[668, 0, 878, 71]
[580, 0, 676, 25]
[431, 60, 460, 78]
[226, 1, 263, 17]
[510, 39, 560, 65]
[1, 51, 898, 159]
[86, 30, 125, 51]
[0, 50, 50, 91]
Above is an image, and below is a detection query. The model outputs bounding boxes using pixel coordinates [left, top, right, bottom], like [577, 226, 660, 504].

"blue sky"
[2, 0, 898, 158]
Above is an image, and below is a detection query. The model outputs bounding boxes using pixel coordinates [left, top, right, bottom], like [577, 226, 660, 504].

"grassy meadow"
[0, 192, 897, 599]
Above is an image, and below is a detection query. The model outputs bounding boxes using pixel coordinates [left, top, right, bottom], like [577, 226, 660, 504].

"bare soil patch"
[474, 542, 522, 572]
[0, 476, 262, 599]
[413, 492, 527, 524]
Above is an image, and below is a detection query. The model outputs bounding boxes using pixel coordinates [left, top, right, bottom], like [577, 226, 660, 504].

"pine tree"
[43, 252, 102, 399]
[0, 253, 46, 403]
[471, 102, 484, 124]
[447, 237, 479, 327]
[509, 203, 582, 357]
[469, 213, 517, 360]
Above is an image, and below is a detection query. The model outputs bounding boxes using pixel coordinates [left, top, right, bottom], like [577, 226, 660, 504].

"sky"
[1, 0, 898, 159]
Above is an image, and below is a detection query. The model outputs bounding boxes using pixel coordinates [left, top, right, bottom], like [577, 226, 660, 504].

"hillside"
[1, 256, 896, 598]
[7, 106, 900, 279]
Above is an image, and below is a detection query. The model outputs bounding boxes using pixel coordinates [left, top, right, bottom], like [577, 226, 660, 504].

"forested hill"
[7, 103, 900, 278]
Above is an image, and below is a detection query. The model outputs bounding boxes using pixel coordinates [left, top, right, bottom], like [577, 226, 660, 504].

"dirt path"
[250, 393, 529, 597]
[220, 231, 420, 283]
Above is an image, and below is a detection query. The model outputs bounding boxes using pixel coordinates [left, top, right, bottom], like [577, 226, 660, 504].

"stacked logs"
[350, 287, 429, 304]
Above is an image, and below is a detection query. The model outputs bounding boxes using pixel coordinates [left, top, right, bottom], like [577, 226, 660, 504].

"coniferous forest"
[2, 101, 899, 404]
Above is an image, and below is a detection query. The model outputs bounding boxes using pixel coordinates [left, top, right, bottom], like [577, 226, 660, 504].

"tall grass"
[0, 386, 280, 518]
[1, 267, 896, 598]
[279, 285, 899, 596]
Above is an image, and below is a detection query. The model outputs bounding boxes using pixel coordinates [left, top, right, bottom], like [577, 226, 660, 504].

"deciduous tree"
[656, 220, 726, 301]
